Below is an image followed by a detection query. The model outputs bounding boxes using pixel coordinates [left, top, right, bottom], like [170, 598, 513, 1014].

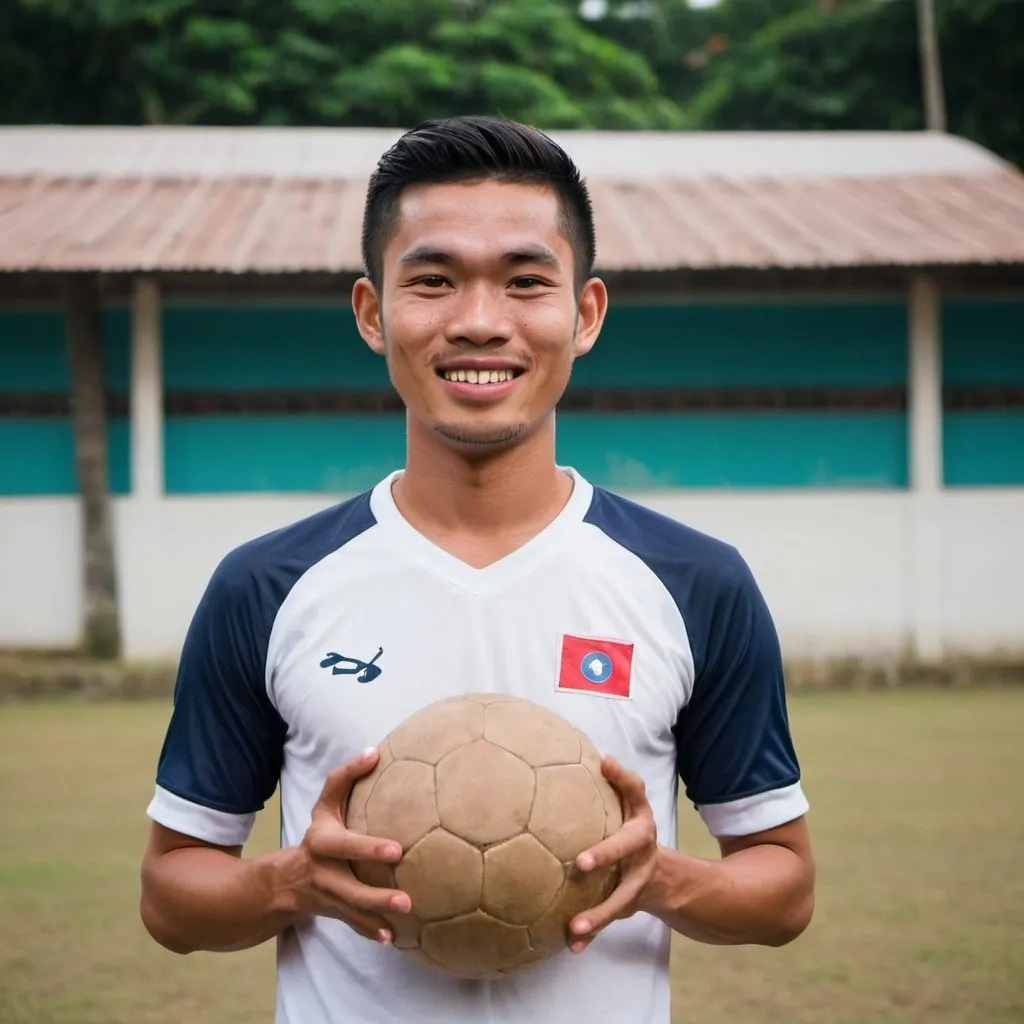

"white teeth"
[442, 368, 516, 383]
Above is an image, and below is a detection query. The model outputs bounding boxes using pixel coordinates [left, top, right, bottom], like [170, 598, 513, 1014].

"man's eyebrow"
[396, 244, 561, 268]
[503, 245, 560, 268]
[398, 245, 455, 266]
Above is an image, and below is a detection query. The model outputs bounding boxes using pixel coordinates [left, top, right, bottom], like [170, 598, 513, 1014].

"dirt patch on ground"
[0, 652, 176, 701]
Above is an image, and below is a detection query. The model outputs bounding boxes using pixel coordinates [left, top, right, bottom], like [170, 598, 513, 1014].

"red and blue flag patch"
[557, 634, 634, 700]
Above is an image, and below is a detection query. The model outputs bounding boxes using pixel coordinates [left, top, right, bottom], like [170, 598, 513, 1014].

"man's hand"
[287, 747, 412, 944]
[567, 755, 659, 953]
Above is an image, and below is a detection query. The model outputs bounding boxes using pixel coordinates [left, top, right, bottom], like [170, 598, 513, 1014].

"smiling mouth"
[436, 368, 524, 385]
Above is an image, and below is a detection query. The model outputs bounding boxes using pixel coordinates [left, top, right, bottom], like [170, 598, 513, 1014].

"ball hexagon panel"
[364, 759, 439, 851]
[483, 698, 582, 767]
[578, 729, 604, 780]
[481, 833, 564, 926]
[420, 911, 532, 976]
[528, 764, 607, 862]
[345, 739, 395, 835]
[436, 740, 535, 846]
[387, 697, 485, 763]
[578, 731, 624, 835]
[527, 861, 618, 957]
[396, 828, 484, 922]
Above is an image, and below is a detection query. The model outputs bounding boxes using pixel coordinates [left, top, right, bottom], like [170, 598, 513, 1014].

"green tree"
[582, 0, 823, 118]
[0, 0, 683, 129]
[329, 0, 683, 128]
[685, 0, 1024, 168]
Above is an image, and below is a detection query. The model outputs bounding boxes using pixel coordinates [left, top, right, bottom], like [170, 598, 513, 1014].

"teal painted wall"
[0, 309, 131, 495]
[944, 413, 1024, 486]
[571, 302, 908, 386]
[162, 302, 909, 493]
[165, 415, 406, 493]
[943, 300, 1024, 486]
[163, 307, 388, 389]
[0, 302, 913, 495]
[163, 410, 907, 494]
[556, 413, 907, 490]
[163, 306, 396, 493]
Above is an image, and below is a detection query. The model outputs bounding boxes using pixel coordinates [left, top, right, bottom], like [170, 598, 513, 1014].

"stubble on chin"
[432, 421, 529, 451]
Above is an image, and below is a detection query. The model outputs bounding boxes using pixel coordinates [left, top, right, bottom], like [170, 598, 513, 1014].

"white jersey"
[147, 469, 809, 1024]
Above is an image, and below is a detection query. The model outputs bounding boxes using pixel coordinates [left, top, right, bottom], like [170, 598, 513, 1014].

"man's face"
[353, 179, 607, 453]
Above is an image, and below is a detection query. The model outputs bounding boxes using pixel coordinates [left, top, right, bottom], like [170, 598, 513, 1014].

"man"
[140, 115, 815, 1024]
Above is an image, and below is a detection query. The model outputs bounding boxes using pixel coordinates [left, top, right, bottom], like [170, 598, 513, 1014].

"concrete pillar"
[130, 277, 163, 499]
[908, 274, 943, 660]
[909, 275, 943, 493]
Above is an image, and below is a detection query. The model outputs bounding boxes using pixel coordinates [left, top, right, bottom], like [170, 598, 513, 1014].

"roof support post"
[130, 276, 163, 500]
[907, 273, 944, 661]
[64, 273, 122, 658]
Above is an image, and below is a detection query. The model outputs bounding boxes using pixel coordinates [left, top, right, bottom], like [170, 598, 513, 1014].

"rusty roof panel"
[1, 172, 1023, 274]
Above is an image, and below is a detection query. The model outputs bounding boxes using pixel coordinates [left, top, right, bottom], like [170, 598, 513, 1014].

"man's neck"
[391, 418, 573, 566]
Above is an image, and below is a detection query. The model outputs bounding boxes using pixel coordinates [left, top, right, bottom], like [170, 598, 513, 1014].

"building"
[0, 126, 1022, 661]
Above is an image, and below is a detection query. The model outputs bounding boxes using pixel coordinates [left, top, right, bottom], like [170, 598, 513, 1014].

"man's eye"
[417, 276, 449, 288]
[511, 277, 544, 289]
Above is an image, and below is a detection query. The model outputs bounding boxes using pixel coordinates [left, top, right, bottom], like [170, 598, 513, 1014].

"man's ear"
[352, 277, 385, 356]
[573, 276, 608, 359]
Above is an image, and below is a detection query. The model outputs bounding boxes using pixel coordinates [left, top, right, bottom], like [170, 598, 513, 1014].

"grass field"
[1, 689, 1022, 1024]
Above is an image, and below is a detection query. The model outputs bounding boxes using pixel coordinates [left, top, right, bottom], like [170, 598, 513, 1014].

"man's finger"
[316, 748, 381, 810]
[575, 815, 656, 873]
[315, 863, 413, 916]
[568, 866, 648, 939]
[309, 824, 402, 866]
[600, 756, 648, 811]
[322, 903, 395, 944]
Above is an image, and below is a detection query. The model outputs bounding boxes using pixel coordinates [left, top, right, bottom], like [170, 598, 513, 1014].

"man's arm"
[140, 750, 410, 956]
[568, 758, 813, 951]
[641, 816, 815, 946]
[140, 824, 301, 954]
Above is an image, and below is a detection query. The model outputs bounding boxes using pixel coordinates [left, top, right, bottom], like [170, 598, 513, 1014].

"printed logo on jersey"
[319, 647, 383, 683]
[557, 634, 633, 700]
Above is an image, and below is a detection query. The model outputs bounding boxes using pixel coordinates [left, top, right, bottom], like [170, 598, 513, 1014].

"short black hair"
[360, 115, 596, 290]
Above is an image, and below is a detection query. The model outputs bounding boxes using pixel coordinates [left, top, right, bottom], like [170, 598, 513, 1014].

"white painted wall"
[2, 489, 1021, 661]
[0, 497, 83, 648]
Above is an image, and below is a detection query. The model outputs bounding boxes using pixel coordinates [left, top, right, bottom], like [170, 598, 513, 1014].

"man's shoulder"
[210, 491, 378, 601]
[582, 485, 748, 587]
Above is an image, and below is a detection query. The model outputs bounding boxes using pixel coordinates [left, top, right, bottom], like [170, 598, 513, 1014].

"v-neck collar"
[369, 466, 593, 596]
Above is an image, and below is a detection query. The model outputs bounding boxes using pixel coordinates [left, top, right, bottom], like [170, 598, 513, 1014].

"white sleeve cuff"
[146, 785, 257, 847]
[697, 781, 809, 838]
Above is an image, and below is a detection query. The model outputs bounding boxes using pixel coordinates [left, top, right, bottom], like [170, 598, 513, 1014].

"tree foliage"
[0, 0, 1020, 166]
[678, 0, 1024, 167]
[0, 0, 683, 129]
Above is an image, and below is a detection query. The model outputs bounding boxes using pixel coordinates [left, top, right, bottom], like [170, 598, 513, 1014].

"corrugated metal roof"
[0, 126, 1006, 180]
[0, 127, 1022, 274]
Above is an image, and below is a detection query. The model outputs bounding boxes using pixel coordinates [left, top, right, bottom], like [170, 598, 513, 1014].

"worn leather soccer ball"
[346, 693, 623, 978]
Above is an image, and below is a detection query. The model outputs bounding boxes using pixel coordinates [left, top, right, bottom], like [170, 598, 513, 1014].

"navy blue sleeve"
[150, 492, 377, 842]
[155, 547, 287, 817]
[672, 553, 802, 809]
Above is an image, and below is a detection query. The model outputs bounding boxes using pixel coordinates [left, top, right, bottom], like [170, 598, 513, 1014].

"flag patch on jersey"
[557, 634, 634, 700]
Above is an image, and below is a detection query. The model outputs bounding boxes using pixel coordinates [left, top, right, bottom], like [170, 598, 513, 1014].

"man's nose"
[444, 282, 513, 346]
